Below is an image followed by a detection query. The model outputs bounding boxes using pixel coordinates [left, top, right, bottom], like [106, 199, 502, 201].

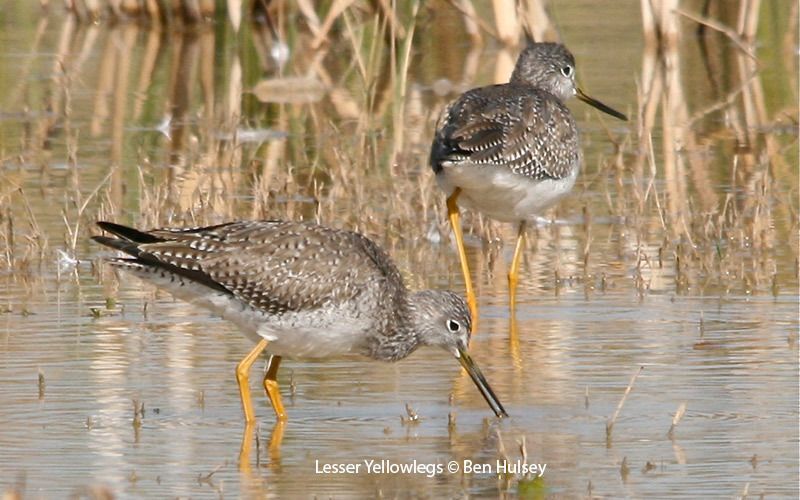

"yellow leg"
[508, 221, 526, 310]
[509, 304, 523, 369]
[236, 338, 269, 424]
[239, 421, 256, 473]
[447, 188, 478, 323]
[262, 355, 287, 421]
[238, 418, 286, 472]
[267, 419, 286, 464]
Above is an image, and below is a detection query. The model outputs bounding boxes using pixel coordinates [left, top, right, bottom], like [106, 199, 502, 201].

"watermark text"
[315, 459, 546, 478]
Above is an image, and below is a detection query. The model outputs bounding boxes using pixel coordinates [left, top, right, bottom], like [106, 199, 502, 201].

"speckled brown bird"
[92, 220, 507, 422]
[430, 41, 627, 317]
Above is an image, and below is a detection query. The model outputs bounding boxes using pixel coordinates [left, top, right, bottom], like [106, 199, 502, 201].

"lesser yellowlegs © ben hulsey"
[430, 41, 627, 318]
[92, 220, 508, 422]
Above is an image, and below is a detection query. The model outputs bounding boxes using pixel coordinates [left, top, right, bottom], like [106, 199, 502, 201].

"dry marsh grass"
[0, 1, 795, 302]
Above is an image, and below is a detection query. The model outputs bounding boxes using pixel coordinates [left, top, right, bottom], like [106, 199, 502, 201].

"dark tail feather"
[91, 235, 142, 258]
[92, 223, 232, 296]
[96, 221, 163, 244]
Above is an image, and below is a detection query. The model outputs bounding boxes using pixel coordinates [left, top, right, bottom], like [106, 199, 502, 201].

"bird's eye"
[561, 65, 573, 77]
[446, 319, 461, 333]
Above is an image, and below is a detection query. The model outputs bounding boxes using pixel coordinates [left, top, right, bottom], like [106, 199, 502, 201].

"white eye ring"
[447, 319, 461, 333]
[561, 65, 573, 78]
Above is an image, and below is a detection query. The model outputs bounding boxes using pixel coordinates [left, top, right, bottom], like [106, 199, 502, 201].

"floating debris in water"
[667, 402, 687, 439]
[197, 463, 225, 486]
[739, 482, 750, 498]
[215, 128, 288, 143]
[37, 369, 45, 400]
[270, 41, 290, 65]
[619, 457, 630, 482]
[156, 115, 171, 140]
[699, 311, 705, 336]
[56, 249, 79, 270]
[673, 440, 687, 465]
[289, 370, 297, 398]
[516, 475, 546, 497]
[400, 404, 419, 425]
[131, 399, 144, 443]
[132, 400, 144, 431]
[126, 115, 172, 139]
[425, 223, 442, 244]
[606, 366, 644, 445]
[255, 424, 262, 467]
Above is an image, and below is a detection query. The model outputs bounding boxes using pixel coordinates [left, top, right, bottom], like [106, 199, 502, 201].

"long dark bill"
[576, 88, 628, 121]
[458, 347, 508, 418]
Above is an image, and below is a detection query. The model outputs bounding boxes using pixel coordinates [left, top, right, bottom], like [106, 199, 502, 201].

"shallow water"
[0, 1, 798, 498]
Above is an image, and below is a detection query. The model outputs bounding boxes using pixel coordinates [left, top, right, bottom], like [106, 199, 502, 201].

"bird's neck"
[363, 291, 420, 362]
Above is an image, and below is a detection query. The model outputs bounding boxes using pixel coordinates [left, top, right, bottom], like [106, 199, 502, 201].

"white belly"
[118, 263, 370, 359]
[185, 294, 372, 359]
[437, 163, 578, 222]
[257, 316, 371, 359]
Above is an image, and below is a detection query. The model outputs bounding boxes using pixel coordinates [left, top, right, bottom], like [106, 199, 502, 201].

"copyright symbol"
[447, 460, 459, 473]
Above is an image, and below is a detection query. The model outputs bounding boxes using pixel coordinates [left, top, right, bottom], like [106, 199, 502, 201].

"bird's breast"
[437, 162, 578, 222]
[256, 309, 373, 359]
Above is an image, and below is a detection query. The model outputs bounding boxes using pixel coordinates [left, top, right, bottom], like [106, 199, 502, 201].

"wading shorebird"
[430, 41, 627, 318]
[92, 220, 507, 424]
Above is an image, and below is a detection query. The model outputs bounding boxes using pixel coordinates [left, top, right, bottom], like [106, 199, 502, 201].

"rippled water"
[0, 1, 797, 498]
[2, 282, 796, 497]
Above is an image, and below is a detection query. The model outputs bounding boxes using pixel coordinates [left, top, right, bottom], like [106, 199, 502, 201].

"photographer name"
[315, 459, 546, 477]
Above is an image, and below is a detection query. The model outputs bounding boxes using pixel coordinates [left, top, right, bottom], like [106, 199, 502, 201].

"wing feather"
[95, 221, 401, 316]
[430, 83, 580, 181]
